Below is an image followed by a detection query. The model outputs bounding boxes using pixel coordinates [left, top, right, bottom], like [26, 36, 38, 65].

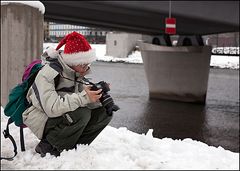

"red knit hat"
[56, 31, 96, 66]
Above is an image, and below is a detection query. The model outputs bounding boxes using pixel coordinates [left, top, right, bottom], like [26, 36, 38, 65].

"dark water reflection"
[142, 99, 206, 140]
[89, 62, 239, 153]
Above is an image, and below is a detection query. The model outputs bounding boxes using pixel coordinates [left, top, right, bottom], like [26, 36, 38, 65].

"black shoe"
[35, 139, 61, 157]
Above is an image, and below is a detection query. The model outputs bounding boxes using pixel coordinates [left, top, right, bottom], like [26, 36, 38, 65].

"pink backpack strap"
[22, 59, 42, 82]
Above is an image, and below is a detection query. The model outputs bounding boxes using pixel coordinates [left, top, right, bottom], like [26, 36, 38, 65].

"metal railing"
[211, 47, 239, 56]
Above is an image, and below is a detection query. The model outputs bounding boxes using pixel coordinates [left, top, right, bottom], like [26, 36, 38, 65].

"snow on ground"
[210, 55, 239, 69]
[1, 107, 239, 170]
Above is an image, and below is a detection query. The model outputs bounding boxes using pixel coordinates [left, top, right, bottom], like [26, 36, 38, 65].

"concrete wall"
[1, 4, 44, 107]
[203, 32, 239, 47]
[106, 32, 142, 58]
[141, 34, 154, 44]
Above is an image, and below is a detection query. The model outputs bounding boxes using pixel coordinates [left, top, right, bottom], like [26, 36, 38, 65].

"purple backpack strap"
[22, 59, 42, 82]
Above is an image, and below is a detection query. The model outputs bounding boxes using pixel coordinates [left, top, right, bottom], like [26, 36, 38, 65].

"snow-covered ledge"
[1, 0, 44, 106]
[1, 1, 45, 14]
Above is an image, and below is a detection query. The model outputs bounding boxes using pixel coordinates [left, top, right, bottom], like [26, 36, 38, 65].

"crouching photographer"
[22, 32, 119, 158]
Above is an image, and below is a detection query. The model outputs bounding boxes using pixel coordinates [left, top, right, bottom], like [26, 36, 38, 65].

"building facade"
[44, 22, 109, 44]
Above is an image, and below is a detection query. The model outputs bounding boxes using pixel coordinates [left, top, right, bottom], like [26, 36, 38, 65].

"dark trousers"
[43, 106, 112, 151]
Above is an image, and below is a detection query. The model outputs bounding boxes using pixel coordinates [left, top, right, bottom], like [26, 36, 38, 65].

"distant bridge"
[41, 1, 239, 35]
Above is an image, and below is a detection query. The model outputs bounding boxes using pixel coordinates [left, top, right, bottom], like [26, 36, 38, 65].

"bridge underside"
[41, 1, 239, 35]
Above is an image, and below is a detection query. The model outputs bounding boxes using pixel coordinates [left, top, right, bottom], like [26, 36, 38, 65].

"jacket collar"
[58, 52, 76, 75]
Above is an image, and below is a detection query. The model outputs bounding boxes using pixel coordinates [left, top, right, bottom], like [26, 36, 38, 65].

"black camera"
[90, 81, 120, 116]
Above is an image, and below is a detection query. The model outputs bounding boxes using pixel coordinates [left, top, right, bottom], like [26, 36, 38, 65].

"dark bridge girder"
[41, 1, 239, 35]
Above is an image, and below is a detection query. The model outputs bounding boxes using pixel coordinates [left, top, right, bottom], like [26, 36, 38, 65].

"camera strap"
[82, 77, 95, 86]
[59, 73, 94, 86]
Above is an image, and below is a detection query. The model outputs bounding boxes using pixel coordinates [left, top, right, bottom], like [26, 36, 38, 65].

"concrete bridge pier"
[139, 42, 212, 104]
[1, 3, 44, 107]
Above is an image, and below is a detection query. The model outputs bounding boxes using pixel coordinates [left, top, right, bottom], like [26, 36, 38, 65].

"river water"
[88, 61, 239, 153]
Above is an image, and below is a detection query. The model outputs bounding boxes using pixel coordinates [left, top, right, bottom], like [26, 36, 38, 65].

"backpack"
[1, 57, 63, 161]
[5, 59, 43, 127]
[1, 59, 43, 161]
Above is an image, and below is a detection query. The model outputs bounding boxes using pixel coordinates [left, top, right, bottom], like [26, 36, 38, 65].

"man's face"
[71, 63, 90, 76]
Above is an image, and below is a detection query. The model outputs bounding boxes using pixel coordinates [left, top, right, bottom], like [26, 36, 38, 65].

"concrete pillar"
[1, 3, 44, 107]
[106, 32, 142, 58]
[139, 42, 212, 103]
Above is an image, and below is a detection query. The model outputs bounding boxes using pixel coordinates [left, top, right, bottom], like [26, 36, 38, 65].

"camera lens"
[88, 79, 119, 116]
[101, 94, 113, 107]
[100, 93, 119, 116]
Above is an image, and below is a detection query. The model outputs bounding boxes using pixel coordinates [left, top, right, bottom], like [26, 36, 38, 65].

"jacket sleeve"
[29, 65, 91, 118]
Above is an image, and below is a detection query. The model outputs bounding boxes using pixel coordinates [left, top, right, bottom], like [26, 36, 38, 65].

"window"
[114, 40, 117, 46]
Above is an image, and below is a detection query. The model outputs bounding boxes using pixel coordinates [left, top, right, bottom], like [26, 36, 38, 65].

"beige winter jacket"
[22, 52, 100, 139]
